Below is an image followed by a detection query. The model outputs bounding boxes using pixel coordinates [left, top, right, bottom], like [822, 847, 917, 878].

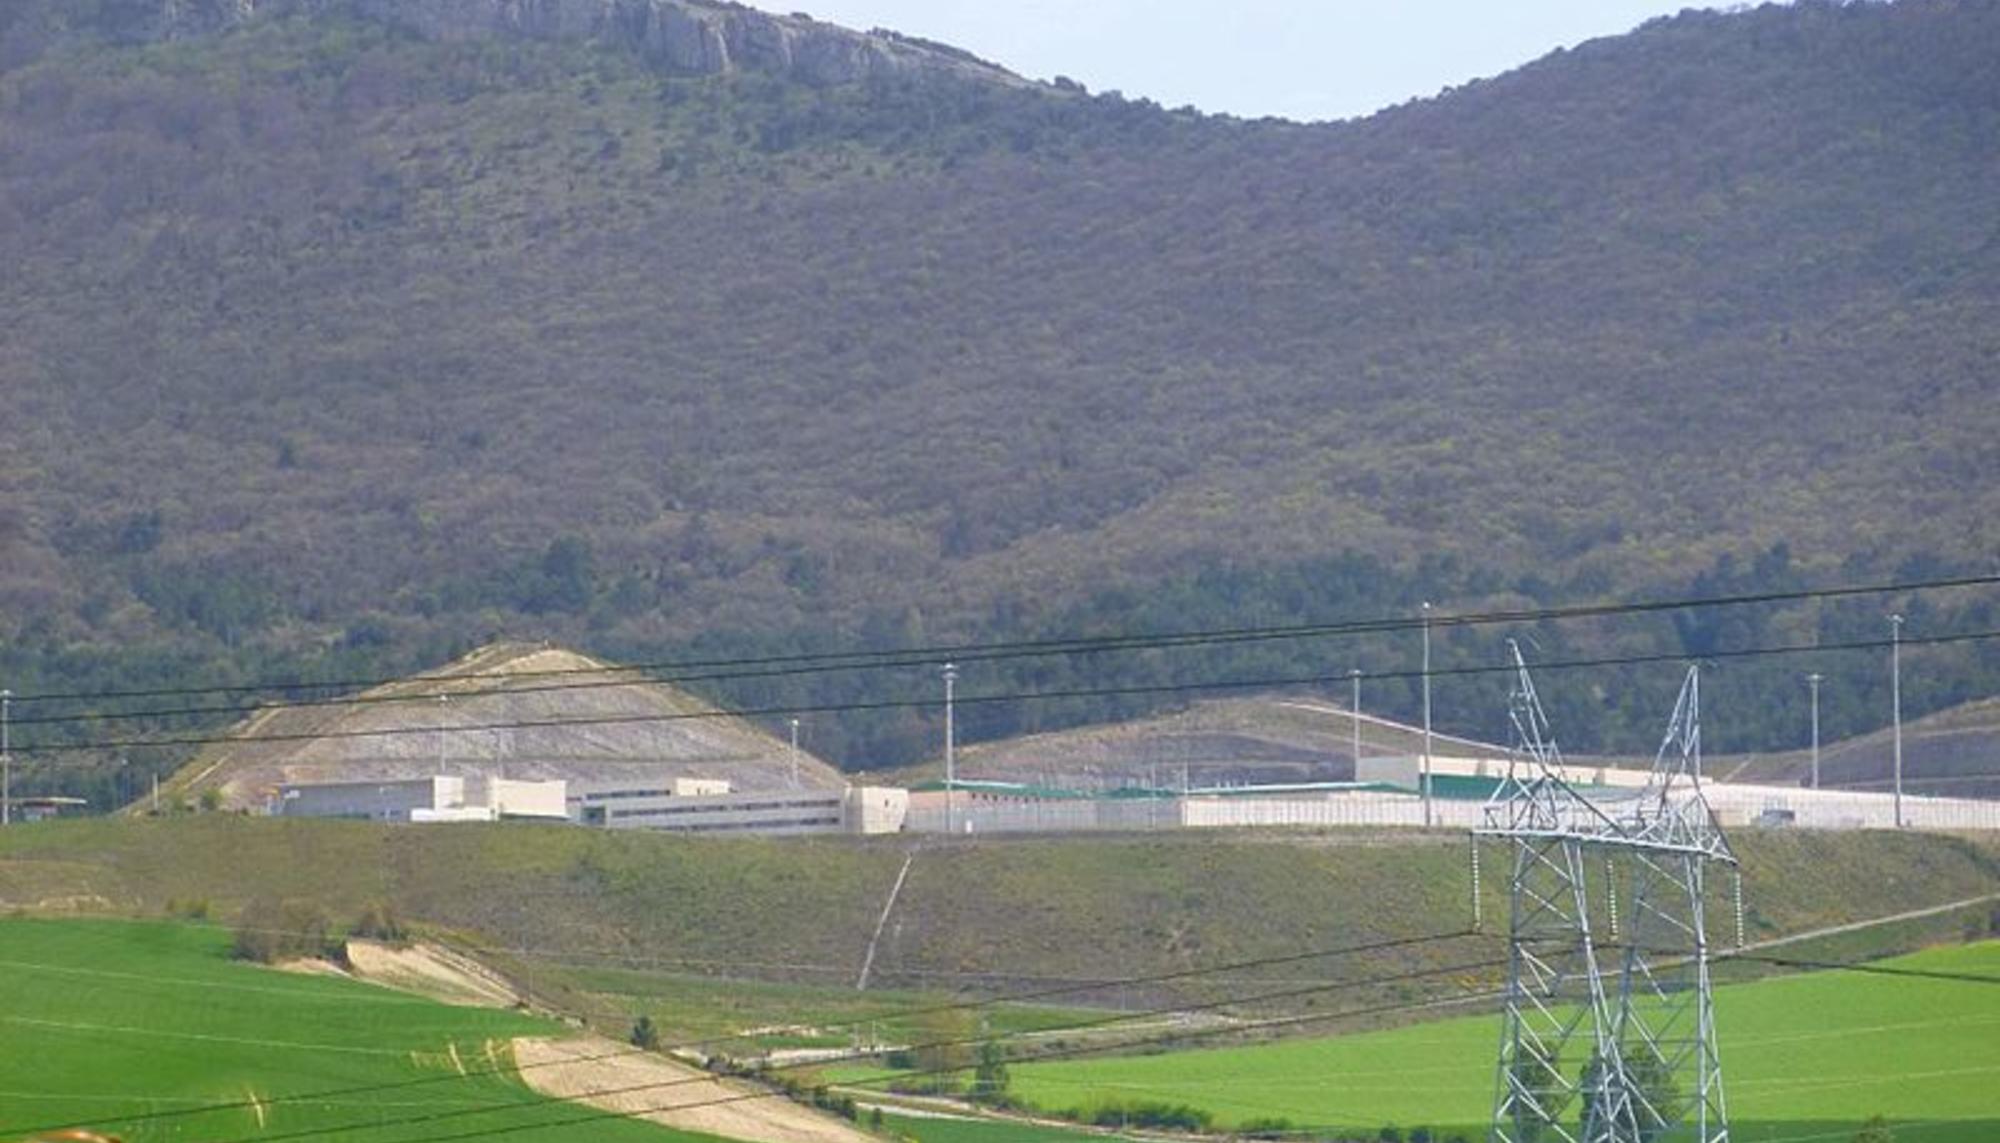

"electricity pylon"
[1482, 645, 1733, 1143]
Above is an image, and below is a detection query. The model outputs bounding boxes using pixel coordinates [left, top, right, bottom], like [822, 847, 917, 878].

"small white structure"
[571, 782, 907, 836]
[279, 775, 567, 823]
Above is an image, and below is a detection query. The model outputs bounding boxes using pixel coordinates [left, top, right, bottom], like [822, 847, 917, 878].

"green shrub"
[231, 897, 336, 964]
[350, 902, 407, 943]
[1085, 1100, 1212, 1132]
[164, 897, 211, 920]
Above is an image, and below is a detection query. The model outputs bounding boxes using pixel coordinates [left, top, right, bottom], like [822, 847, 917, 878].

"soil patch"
[513, 1035, 874, 1143]
[344, 940, 521, 1008]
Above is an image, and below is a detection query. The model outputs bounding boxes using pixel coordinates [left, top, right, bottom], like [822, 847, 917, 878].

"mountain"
[2, 0, 1998, 778]
[153, 641, 846, 810]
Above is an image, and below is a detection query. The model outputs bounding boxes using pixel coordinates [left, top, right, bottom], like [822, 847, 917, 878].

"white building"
[279, 775, 568, 823]
[570, 780, 908, 836]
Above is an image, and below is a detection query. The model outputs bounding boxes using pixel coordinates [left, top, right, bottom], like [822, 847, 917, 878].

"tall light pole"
[942, 663, 958, 835]
[1890, 614, 1905, 829]
[1806, 673, 1823, 790]
[1349, 668, 1362, 774]
[789, 717, 801, 789]
[1421, 602, 1434, 828]
[2, 688, 11, 827]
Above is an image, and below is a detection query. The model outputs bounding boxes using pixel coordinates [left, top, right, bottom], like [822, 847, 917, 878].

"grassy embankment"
[0, 819, 1992, 1051]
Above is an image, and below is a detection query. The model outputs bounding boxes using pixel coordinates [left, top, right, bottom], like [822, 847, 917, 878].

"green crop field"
[0, 917, 722, 1143]
[1001, 942, 2000, 1142]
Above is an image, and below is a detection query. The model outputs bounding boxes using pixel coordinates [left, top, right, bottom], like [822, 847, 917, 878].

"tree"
[908, 1007, 975, 1095]
[1505, 1047, 1571, 1143]
[1580, 1048, 1683, 1143]
[968, 1038, 1010, 1106]
[630, 1014, 660, 1051]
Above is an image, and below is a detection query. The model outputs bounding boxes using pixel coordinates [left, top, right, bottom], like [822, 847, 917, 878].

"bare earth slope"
[915, 690, 2000, 799]
[889, 696, 1507, 790]
[1710, 696, 2000, 798]
[161, 642, 846, 810]
[516, 1035, 875, 1143]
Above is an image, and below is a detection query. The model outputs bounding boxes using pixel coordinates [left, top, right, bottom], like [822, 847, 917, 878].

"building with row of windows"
[570, 781, 908, 835]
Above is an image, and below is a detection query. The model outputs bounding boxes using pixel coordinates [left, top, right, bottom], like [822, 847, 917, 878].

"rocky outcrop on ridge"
[2, 0, 1029, 88]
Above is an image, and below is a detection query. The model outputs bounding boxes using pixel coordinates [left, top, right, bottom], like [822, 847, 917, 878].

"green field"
[0, 918, 721, 1143]
[999, 942, 2000, 1142]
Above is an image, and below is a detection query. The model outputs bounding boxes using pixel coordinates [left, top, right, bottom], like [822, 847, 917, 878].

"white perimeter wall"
[903, 785, 2000, 834]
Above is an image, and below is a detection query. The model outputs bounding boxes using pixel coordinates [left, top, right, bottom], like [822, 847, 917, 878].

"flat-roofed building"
[278, 775, 567, 822]
[571, 783, 908, 836]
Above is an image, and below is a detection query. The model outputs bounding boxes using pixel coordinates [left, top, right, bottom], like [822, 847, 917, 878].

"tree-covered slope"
[1, 0, 1997, 779]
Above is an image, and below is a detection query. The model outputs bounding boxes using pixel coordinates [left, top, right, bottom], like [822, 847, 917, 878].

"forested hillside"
[2, 0, 1997, 794]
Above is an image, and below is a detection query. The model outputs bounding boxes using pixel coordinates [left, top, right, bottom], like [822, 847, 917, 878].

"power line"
[13, 625, 2000, 759]
[18, 927, 1994, 1139]
[13, 571, 1997, 711]
[485, 952, 2000, 1143]
[4, 928, 1476, 1137]
[395, 978, 1519, 1143]
[19, 911, 1438, 987]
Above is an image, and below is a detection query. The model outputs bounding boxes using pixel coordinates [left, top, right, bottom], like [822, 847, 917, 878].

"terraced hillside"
[155, 642, 846, 812]
[881, 695, 1507, 790]
[1711, 696, 2000, 798]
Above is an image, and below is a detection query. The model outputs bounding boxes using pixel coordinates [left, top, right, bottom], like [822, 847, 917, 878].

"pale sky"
[795, 1, 1727, 122]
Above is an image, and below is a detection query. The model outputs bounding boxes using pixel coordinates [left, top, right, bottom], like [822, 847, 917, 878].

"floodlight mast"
[1479, 645, 1733, 1143]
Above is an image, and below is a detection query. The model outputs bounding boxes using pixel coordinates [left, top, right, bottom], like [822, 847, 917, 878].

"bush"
[231, 898, 335, 964]
[1084, 1100, 1212, 1132]
[630, 1015, 660, 1051]
[350, 902, 407, 943]
[1852, 1117, 1895, 1143]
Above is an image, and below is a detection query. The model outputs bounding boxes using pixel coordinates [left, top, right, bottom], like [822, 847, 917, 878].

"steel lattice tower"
[1482, 645, 1734, 1143]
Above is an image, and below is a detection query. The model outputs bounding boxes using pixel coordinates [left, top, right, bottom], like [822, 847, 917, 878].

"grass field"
[999, 941, 2000, 1142]
[0, 918, 723, 1143]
